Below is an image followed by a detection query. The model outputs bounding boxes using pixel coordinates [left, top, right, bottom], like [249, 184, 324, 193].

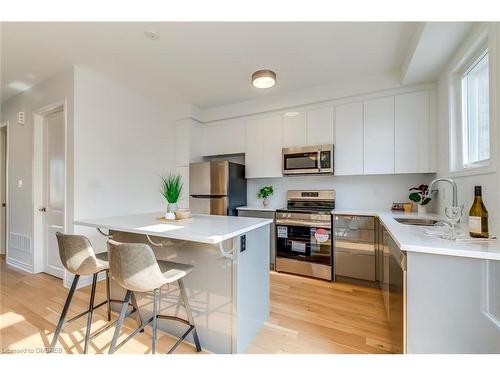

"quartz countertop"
[75, 212, 273, 244]
[333, 209, 500, 261]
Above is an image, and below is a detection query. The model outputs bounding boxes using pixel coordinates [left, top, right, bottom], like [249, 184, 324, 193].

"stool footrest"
[88, 306, 139, 340]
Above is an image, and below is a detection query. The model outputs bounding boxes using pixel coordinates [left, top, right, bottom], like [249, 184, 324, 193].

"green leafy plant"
[409, 184, 431, 206]
[257, 185, 274, 199]
[160, 174, 183, 203]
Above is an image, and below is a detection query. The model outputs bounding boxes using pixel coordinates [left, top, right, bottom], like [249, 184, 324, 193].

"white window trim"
[449, 26, 496, 177]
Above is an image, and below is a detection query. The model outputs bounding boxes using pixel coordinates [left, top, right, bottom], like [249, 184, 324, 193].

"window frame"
[460, 45, 490, 170]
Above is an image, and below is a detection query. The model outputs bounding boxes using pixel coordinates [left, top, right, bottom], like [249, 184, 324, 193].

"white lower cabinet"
[335, 102, 364, 175]
[363, 96, 395, 174]
[245, 115, 283, 178]
[395, 91, 431, 173]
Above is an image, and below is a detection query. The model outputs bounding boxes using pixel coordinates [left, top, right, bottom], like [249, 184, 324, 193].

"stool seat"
[96, 252, 192, 284]
[157, 260, 194, 283]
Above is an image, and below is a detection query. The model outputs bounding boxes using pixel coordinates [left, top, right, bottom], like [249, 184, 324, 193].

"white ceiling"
[2, 22, 425, 109]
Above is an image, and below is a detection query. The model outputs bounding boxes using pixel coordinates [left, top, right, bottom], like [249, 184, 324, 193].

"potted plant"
[161, 174, 183, 214]
[257, 185, 274, 207]
[409, 184, 431, 215]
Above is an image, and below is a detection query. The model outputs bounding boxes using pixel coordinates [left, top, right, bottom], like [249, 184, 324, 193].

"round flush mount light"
[145, 30, 159, 41]
[252, 69, 276, 89]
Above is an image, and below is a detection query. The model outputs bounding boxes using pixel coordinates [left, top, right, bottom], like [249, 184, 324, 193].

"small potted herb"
[257, 185, 274, 207]
[409, 184, 431, 215]
[161, 174, 183, 214]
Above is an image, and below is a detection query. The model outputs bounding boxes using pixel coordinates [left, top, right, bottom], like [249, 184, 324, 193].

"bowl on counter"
[175, 209, 191, 220]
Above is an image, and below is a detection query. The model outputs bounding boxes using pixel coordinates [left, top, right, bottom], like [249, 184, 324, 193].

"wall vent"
[9, 233, 31, 254]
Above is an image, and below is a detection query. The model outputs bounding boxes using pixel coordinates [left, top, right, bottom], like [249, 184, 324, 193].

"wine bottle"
[469, 186, 489, 238]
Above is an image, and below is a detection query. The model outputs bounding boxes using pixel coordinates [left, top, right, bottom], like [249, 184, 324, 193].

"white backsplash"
[247, 174, 436, 211]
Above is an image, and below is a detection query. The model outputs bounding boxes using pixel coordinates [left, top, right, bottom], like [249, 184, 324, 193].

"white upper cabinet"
[335, 102, 364, 176]
[306, 106, 334, 145]
[395, 91, 431, 173]
[245, 115, 283, 178]
[282, 112, 307, 148]
[363, 96, 395, 174]
[201, 118, 245, 156]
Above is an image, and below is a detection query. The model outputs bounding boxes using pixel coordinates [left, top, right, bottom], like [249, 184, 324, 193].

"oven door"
[282, 146, 320, 175]
[276, 223, 332, 265]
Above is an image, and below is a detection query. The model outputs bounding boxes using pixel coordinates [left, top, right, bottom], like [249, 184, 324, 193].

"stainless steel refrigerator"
[189, 161, 247, 216]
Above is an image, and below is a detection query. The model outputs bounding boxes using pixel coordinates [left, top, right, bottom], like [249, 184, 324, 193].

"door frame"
[0, 121, 9, 259]
[33, 100, 68, 275]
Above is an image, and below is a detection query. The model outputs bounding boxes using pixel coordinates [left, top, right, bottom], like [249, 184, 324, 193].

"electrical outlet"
[240, 235, 246, 252]
[17, 112, 25, 125]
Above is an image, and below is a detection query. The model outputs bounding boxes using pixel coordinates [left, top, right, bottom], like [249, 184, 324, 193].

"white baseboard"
[6, 257, 33, 273]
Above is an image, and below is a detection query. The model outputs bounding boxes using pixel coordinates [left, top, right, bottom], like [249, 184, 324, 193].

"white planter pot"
[417, 204, 427, 215]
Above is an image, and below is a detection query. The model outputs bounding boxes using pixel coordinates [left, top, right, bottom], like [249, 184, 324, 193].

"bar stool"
[107, 239, 202, 354]
[50, 232, 143, 353]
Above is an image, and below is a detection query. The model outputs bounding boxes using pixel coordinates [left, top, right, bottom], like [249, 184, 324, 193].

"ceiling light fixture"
[284, 111, 300, 117]
[252, 69, 276, 89]
[145, 30, 159, 41]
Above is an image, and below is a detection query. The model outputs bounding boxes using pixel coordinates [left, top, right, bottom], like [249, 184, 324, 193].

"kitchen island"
[75, 212, 273, 354]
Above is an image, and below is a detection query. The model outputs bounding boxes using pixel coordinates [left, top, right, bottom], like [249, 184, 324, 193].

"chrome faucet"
[426, 178, 458, 207]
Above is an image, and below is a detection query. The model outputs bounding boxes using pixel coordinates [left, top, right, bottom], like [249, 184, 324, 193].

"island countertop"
[75, 212, 273, 244]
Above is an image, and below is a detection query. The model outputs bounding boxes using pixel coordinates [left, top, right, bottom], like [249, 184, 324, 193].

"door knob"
[38, 207, 46, 212]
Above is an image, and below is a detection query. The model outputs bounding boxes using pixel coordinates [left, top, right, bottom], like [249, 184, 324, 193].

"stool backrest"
[107, 240, 166, 292]
[55, 232, 100, 275]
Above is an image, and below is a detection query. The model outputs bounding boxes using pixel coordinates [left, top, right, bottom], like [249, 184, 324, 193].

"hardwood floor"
[0, 256, 393, 354]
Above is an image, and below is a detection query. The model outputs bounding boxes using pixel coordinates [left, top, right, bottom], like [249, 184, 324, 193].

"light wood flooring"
[0, 256, 394, 354]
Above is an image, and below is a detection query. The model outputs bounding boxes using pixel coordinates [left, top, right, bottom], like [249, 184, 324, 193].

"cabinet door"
[395, 91, 430, 173]
[245, 116, 282, 178]
[282, 112, 306, 147]
[306, 106, 334, 145]
[175, 122, 190, 167]
[263, 115, 283, 177]
[335, 102, 364, 175]
[245, 118, 264, 178]
[202, 119, 245, 156]
[363, 97, 395, 174]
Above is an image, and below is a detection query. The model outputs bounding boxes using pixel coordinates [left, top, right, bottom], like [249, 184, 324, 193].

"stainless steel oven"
[275, 190, 335, 281]
[282, 144, 333, 175]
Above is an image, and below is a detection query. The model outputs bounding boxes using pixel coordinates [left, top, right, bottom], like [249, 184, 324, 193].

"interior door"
[0, 127, 6, 254]
[43, 110, 65, 278]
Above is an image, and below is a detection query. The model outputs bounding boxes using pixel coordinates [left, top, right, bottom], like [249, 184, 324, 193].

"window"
[461, 47, 490, 168]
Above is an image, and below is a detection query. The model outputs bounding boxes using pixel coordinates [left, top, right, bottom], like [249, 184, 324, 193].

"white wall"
[73, 66, 192, 249]
[435, 23, 500, 234]
[247, 174, 436, 211]
[0, 68, 75, 271]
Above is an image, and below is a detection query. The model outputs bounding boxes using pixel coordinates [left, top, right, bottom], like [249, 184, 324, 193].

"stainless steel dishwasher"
[334, 215, 376, 281]
[384, 228, 407, 354]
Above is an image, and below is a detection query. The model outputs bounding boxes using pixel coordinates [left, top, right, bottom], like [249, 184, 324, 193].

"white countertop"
[75, 212, 273, 244]
[333, 209, 500, 261]
[237, 205, 281, 212]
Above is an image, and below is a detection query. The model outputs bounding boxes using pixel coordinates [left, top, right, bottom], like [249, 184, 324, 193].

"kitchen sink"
[394, 217, 439, 226]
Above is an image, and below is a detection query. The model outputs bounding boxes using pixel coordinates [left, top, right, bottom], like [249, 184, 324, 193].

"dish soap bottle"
[469, 186, 489, 238]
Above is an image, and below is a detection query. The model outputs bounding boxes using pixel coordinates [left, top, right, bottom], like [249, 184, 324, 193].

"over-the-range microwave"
[282, 144, 334, 175]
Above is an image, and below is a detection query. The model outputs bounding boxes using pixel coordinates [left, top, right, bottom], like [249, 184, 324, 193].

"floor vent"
[9, 233, 32, 254]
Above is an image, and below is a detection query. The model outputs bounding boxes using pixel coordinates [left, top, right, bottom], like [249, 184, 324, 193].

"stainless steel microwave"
[282, 144, 334, 175]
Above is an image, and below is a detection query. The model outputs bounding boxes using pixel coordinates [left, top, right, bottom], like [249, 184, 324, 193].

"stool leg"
[105, 270, 111, 322]
[130, 292, 144, 331]
[83, 273, 98, 354]
[49, 274, 80, 353]
[178, 279, 202, 352]
[108, 290, 132, 354]
[152, 288, 158, 354]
